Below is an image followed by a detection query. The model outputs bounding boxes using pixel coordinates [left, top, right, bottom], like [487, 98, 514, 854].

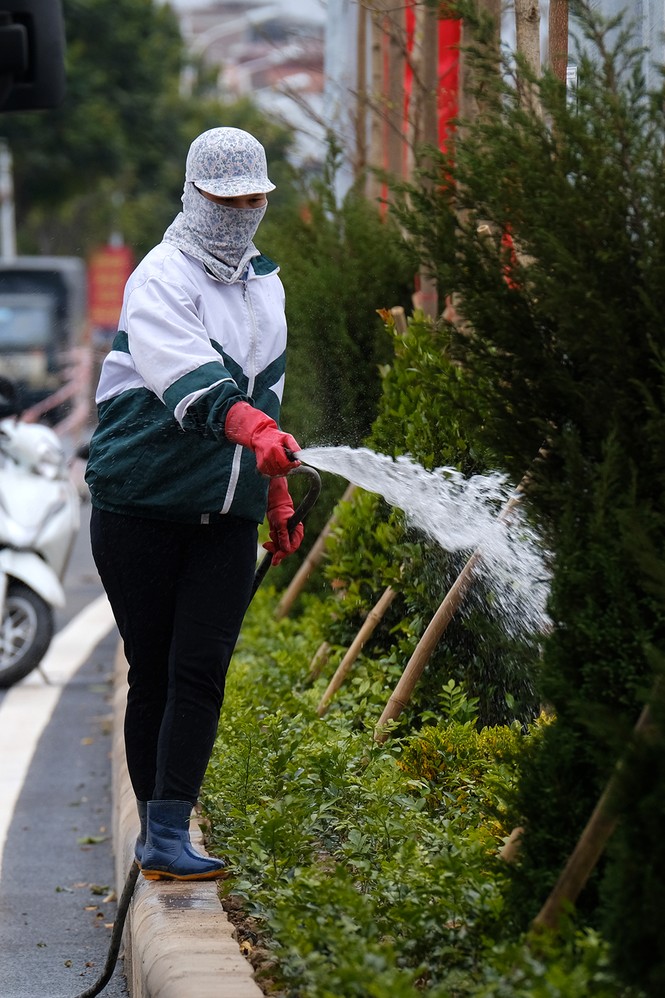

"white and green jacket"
[85, 242, 287, 523]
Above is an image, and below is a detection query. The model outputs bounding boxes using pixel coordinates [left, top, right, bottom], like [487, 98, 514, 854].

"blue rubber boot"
[134, 800, 147, 865]
[141, 800, 226, 881]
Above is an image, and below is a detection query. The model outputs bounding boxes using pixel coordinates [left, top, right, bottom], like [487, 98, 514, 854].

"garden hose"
[71, 861, 140, 998]
[251, 464, 322, 596]
[69, 463, 321, 997]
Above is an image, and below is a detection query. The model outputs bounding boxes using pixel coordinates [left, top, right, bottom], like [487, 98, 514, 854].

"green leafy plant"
[388, 3, 665, 989]
[202, 585, 636, 996]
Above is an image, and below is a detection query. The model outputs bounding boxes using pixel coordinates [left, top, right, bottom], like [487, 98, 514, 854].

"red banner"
[403, 4, 460, 159]
[438, 19, 461, 156]
[88, 245, 134, 329]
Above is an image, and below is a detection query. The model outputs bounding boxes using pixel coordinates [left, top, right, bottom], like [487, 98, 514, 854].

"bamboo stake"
[390, 305, 408, 335]
[532, 699, 657, 931]
[374, 551, 481, 742]
[274, 483, 356, 620]
[305, 640, 332, 686]
[374, 487, 526, 742]
[317, 585, 397, 717]
[498, 825, 524, 863]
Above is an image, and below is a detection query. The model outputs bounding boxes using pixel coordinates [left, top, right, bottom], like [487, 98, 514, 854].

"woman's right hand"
[224, 401, 300, 476]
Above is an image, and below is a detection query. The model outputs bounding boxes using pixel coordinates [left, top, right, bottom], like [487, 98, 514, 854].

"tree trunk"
[549, 0, 569, 84]
[355, 1, 368, 181]
[458, 0, 501, 129]
[366, 0, 388, 201]
[514, 0, 542, 116]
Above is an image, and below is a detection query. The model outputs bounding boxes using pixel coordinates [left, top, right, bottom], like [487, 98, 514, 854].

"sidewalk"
[111, 643, 263, 998]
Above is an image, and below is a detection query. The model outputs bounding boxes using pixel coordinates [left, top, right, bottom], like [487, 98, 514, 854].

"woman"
[86, 127, 303, 881]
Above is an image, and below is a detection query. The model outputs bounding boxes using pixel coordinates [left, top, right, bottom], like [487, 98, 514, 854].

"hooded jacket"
[85, 242, 287, 524]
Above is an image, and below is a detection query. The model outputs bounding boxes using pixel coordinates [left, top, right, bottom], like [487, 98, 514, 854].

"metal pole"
[0, 139, 16, 261]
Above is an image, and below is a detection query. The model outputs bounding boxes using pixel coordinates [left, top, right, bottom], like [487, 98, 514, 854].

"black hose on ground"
[72, 860, 140, 998]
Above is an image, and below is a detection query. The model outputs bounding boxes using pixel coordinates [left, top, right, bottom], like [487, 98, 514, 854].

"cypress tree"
[395, 2, 665, 989]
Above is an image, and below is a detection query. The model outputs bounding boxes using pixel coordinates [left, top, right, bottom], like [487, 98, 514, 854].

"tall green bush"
[258, 151, 417, 580]
[316, 309, 543, 729]
[392, 2, 665, 988]
[263, 151, 415, 452]
[203, 588, 634, 996]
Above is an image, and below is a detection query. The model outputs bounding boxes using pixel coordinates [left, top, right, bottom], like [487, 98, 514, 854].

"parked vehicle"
[0, 256, 87, 419]
[0, 386, 80, 687]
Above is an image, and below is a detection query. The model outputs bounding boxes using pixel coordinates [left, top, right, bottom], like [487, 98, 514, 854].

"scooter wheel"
[0, 580, 54, 688]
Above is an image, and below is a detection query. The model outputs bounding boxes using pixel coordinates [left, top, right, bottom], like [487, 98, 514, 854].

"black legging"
[90, 506, 257, 804]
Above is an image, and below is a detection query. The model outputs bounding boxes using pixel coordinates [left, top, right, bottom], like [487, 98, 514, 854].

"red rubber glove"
[263, 476, 304, 566]
[225, 401, 300, 477]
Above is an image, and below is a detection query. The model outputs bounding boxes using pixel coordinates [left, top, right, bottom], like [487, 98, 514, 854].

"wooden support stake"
[305, 640, 332, 686]
[374, 486, 527, 743]
[390, 305, 408, 335]
[275, 484, 356, 620]
[532, 699, 657, 931]
[498, 825, 524, 864]
[374, 550, 481, 741]
[317, 586, 397, 717]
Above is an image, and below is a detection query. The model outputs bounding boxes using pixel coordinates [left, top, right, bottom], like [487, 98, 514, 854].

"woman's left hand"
[263, 476, 304, 565]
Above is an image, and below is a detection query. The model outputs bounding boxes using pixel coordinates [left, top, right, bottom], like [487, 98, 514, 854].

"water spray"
[289, 445, 550, 733]
[295, 445, 550, 636]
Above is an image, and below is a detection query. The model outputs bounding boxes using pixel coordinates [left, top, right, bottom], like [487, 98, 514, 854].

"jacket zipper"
[221, 274, 259, 515]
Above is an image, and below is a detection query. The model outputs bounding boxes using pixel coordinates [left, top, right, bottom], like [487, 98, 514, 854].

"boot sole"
[141, 868, 227, 882]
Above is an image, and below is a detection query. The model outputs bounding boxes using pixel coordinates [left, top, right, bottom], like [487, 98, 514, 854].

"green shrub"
[388, 7, 665, 987]
[315, 311, 543, 729]
[202, 586, 636, 996]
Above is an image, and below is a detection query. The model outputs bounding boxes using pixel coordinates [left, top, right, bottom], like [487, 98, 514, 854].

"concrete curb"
[112, 643, 263, 998]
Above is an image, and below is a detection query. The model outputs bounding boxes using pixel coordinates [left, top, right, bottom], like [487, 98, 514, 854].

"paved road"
[0, 501, 130, 998]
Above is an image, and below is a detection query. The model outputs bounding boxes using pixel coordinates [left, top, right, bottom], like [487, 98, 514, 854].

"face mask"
[163, 184, 267, 284]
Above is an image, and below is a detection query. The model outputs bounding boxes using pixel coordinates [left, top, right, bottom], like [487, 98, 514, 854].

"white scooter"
[0, 415, 80, 687]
